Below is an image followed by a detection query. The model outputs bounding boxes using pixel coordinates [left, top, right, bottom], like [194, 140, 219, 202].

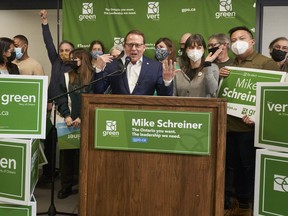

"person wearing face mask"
[93, 30, 176, 96]
[55, 48, 94, 199]
[207, 33, 234, 70]
[178, 32, 192, 57]
[39, 9, 75, 189]
[89, 40, 114, 69]
[154, 37, 177, 63]
[268, 37, 288, 77]
[0, 37, 19, 75]
[173, 34, 222, 97]
[13, 35, 45, 76]
[220, 26, 280, 216]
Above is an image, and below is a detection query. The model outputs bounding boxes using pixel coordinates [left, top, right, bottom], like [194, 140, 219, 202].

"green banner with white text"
[63, 0, 256, 58]
[0, 75, 48, 139]
[217, 67, 286, 121]
[95, 108, 211, 155]
[255, 83, 288, 152]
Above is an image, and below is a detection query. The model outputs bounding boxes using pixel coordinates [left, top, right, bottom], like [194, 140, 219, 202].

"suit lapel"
[117, 58, 130, 93]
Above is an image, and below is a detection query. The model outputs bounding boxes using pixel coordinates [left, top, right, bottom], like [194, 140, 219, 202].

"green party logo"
[274, 175, 288, 192]
[102, 120, 119, 137]
[1, 93, 36, 106]
[215, 0, 236, 19]
[147, 2, 160, 21]
[114, 37, 124, 46]
[79, 2, 96, 21]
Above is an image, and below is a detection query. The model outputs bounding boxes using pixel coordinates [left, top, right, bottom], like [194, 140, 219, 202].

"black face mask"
[66, 60, 79, 70]
[208, 47, 219, 55]
[270, 49, 287, 62]
[7, 51, 16, 62]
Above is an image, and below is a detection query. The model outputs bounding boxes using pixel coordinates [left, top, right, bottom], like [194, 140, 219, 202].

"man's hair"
[124, 30, 145, 44]
[268, 37, 288, 50]
[228, 26, 254, 39]
[208, 33, 230, 48]
[14, 34, 29, 45]
[59, 40, 75, 49]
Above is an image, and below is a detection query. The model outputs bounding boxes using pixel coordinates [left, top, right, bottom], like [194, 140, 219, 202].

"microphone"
[121, 56, 131, 73]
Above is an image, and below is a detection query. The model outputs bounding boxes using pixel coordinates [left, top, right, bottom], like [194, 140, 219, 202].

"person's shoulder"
[253, 52, 279, 70]
[211, 63, 219, 69]
[26, 57, 42, 65]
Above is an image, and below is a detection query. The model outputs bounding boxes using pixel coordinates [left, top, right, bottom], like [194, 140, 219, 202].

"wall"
[261, 6, 288, 58]
[0, 9, 61, 80]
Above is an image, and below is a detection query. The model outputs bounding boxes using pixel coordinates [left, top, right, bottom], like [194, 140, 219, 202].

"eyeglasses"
[273, 45, 288, 51]
[125, 43, 144, 48]
[207, 43, 220, 48]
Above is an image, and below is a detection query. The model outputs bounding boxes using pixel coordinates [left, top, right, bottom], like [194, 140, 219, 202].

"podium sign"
[255, 83, 288, 152]
[0, 75, 48, 139]
[217, 67, 285, 121]
[254, 149, 288, 216]
[95, 108, 211, 155]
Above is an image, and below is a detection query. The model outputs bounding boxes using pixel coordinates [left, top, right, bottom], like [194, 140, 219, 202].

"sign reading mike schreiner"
[95, 108, 211, 155]
[217, 67, 285, 121]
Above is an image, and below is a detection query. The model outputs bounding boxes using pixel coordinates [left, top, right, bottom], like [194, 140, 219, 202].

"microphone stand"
[37, 67, 125, 216]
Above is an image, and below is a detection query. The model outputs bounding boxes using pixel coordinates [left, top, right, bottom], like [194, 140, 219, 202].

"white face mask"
[187, 49, 203, 62]
[231, 40, 249, 55]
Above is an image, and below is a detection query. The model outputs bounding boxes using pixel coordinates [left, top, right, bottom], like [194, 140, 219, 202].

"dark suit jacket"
[93, 56, 173, 96]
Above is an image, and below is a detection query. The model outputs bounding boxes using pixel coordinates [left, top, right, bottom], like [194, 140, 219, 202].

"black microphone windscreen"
[124, 56, 131, 67]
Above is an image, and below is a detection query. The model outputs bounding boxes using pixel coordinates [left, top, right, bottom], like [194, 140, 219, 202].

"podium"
[79, 95, 227, 216]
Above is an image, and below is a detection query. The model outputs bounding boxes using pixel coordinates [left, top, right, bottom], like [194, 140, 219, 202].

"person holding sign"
[220, 26, 280, 216]
[173, 34, 222, 97]
[55, 48, 94, 199]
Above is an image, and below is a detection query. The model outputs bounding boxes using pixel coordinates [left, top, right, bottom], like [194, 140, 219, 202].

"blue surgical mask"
[155, 48, 169, 62]
[15, 47, 24, 60]
[91, 51, 103, 59]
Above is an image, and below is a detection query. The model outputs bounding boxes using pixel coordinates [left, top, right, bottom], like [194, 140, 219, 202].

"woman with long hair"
[55, 48, 94, 199]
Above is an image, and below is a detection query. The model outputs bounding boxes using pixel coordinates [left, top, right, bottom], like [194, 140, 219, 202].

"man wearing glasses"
[93, 30, 176, 95]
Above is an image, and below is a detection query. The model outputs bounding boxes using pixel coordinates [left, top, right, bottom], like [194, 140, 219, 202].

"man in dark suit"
[93, 30, 176, 95]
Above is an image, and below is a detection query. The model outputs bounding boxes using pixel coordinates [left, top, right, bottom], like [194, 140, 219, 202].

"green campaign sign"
[63, 0, 256, 58]
[0, 138, 39, 205]
[254, 149, 288, 216]
[0, 195, 36, 216]
[0, 75, 48, 139]
[255, 83, 288, 152]
[217, 67, 285, 121]
[95, 108, 211, 155]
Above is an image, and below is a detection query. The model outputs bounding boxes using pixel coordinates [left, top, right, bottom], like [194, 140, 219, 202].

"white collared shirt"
[123, 56, 143, 93]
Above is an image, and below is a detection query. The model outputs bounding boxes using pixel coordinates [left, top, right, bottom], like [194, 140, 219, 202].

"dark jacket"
[42, 24, 72, 100]
[93, 56, 173, 96]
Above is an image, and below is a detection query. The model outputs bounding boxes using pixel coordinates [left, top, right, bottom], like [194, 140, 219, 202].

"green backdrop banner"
[63, 0, 256, 57]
